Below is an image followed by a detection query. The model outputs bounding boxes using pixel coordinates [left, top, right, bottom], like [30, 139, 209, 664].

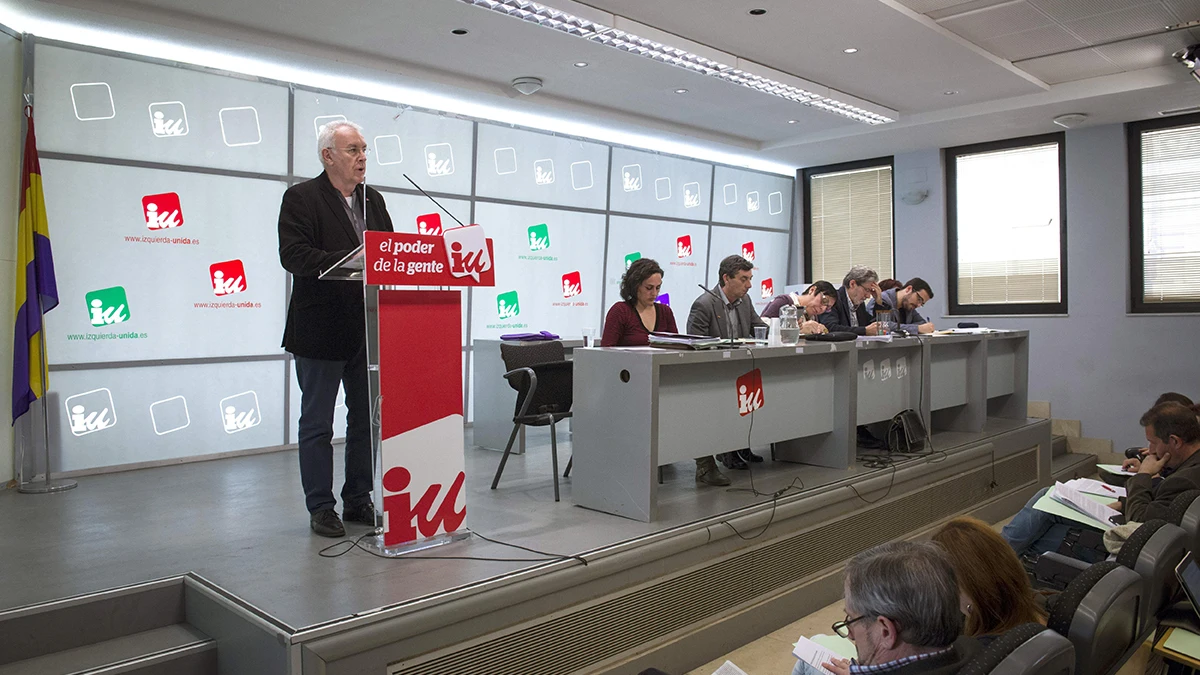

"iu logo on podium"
[761, 278, 774, 299]
[209, 260, 248, 296]
[142, 192, 183, 231]
[416, 213, 442, 236]
[741, 241, 755, 263]
[561, 271, 582, 298]
[736, 369, 765, 416]
[382, 466, 467, 547]
[443, 225, 493, 283]
[676, 235, 692, 258]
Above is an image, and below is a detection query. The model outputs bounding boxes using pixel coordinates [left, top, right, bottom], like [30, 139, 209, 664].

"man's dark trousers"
[295, 346, 372, 514]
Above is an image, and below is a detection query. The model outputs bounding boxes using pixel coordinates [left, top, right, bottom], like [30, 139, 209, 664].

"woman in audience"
[932, 516, 1046, 643]
[600, 258, 678, 347]
[878, 278, 902, 292]
[760, 281, 836, 334]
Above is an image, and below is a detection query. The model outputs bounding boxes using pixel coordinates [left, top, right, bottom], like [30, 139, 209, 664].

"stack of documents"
[1099, 463, 1137, 477]
[856, 335, 893, 342]
[1033, 481, 1122, 530]
[793, 634, 856, 674]
[648, 332, 726, 350]
[1064, 477, 1126, 498]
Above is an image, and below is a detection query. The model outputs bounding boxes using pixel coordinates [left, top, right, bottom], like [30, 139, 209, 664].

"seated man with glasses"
[873, 278, 935, 335]
[792, 540, 979, 675]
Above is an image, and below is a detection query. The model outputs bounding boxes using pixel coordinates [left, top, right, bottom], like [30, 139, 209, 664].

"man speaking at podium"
[278, 120, 395, 537]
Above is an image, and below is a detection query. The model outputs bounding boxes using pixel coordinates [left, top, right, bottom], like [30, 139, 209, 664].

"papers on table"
[1099, 463, 1137, 477]
[648, 332, 726, 350]
[793, 635, 855, 674]
[856, 335, 893, 342]
[711, 660, 749, 675]
[1034, 481, 1121, 531]
[1163, 628, 1200, 661]
[1065, 477, 1126, 498]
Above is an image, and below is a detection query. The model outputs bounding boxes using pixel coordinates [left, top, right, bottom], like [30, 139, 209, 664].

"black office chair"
[490, 341, 573, 502]
[1168, 489, 1200, 553]
[1046, 560, 1143, 675]
[957, 623, 1074, 675]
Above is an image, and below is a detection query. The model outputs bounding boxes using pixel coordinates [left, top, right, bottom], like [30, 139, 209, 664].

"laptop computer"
[1175, 551, 1200, 617]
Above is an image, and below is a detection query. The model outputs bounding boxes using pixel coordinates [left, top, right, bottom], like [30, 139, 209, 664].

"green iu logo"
[527, 223, 550, 251]
[496, 290, 520, 320]
[86, 286, 131, 327]
[624, 251, 641, 270]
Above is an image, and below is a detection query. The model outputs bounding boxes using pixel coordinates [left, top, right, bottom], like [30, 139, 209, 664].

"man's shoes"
[696, 457, 732, 486]
[720, 451, 749, 470]
[737, 448, 764, 463]
[342, 502, 376, 525]
[310, 509, 345, 538]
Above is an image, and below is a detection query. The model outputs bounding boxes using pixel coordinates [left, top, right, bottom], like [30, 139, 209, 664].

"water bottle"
[779, 304, 801, 345]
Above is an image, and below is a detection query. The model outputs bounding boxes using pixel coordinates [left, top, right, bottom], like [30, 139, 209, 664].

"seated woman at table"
[600, 258, 678, 347]
[759, 280, 837, 335]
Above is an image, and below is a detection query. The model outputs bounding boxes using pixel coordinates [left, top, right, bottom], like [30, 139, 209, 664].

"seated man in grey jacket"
[874, 278, 935, 335]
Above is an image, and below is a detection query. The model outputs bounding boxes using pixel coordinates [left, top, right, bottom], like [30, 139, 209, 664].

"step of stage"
[1052, 434, 1069, 457]
[0, 624, 215, 675]
[1051, 449, 1098, 483]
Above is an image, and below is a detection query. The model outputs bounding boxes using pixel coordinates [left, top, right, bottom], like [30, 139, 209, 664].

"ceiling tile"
[1165, 0, 1200, 21]
[894, 0, 977, 13]
[1017, 48, 1124, 82]
[939, 1, 1056, 42]
[1027, 0, 1155, 23]
[1064, 3, 1180, 44]
[1095, 31, 1197, 68]
[928, 0, 1024, 20]
[984, 24, 1090, 61]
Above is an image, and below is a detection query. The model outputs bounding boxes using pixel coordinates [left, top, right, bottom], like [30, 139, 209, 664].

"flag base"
[363, 529, 472, 558]
[19, 478, 78, 494]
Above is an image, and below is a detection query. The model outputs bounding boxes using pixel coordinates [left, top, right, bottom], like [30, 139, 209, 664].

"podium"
[319, 227, 494, 556]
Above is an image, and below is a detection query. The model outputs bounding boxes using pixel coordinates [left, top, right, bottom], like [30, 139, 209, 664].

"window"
[945, 133, 1067, 315]
[1128, 113, 1200, 314]
[803, 158, 893, 285]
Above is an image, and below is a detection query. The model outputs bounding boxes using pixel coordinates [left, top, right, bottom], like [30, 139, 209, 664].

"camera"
[1175, 44, 1200, 83]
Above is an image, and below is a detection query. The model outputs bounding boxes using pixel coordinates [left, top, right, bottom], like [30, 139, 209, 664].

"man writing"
[278, 120, 395, 537]
[874, 278, 935, 335]
[821, 266, 883, 336]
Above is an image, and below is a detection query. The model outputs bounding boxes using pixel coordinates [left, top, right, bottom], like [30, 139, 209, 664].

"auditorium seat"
[1113, 519, 1187, 636]
[957, 623, 1074, 675]
[1168, 489, 1200, 553]
[1046, 560, 1143, 675]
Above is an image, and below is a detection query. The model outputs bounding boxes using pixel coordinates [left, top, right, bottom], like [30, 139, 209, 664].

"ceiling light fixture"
[748, 9, 767, 16]
[452, 28, 469, 35]
[1052, 113, 1088, 129]
[674, 88, 688, 94]
[511, 76, 544, 95]
[943, 90, 958, 95]
[787, 119, 797, 124]
[843, 47, 858, 54]
[455, 0, 895, 125]
[573, 61, 588, 67]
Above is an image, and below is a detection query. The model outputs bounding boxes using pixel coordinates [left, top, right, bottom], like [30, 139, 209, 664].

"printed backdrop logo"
[142, 192, 183, 230]
[424, 143, 454, 176]
[533, 159, 555, 185]
[736, 369, 764, 416]
[416, 213, 442, 236]
[220, 391, 261, 434]
[761, 278, 774, 299]
[209, 259, 247, 296]
[624, 251, 641, 270]
[148, 101, 188, 137]
[527, 223, 550, 251]
[496, 290, 520, 320]
[746, 191, 761, 213]
[676, 235, 692, 258]
[65, 388, 117, 436]
[741, 241, 755, 262]
[86, 286, 130, 327]
[561, 271, 582, 298]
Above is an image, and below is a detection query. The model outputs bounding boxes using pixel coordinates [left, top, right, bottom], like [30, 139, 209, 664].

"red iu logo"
[736, 368, 764, 416]
[761, 278, 774, 299]
[741, 241, 755, 262]
[209, 259, 247, 296]
[676, 235, 692, 258]
[562, 271, 582, 298]
[142, 192, 183, 231]
[416, 212, 442, 236]
[382, 466, 466, 546]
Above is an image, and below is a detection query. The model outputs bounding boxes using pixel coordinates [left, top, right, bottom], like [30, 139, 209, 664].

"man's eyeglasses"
[340, 146, 370, 157]
[832, 614, 870, 638]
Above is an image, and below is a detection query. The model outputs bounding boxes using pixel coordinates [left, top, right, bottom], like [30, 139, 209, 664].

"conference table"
[570, 331, 1029, 521]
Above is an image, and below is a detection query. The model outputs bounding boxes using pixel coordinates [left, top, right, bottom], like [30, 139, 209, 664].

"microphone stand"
[697, 283, 737, 348]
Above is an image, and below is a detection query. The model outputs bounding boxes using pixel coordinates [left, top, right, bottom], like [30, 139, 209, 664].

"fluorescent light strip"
[458, 0, 894, 125]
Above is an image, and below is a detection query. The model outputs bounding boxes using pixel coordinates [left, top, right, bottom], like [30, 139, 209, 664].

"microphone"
[1124, 446, 1148, 460]
[697, 283, 735, 346]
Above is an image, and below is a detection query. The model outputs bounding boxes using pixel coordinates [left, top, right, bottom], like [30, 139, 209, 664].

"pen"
[1101, 484, 1116, 493]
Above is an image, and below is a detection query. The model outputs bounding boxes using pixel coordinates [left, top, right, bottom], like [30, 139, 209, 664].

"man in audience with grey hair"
[821, 266, 883, 336]
[792, 540, 979, 675]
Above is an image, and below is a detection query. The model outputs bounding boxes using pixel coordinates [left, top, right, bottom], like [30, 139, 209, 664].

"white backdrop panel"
[711, 166, 793, 231]
[603, 216, 709, 318]
[475, 124, 609, 210]
[706, 227, 790, 315]
[608, 148, 712, 221]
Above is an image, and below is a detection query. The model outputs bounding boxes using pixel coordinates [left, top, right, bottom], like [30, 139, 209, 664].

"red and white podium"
[320, 224, 494, 555]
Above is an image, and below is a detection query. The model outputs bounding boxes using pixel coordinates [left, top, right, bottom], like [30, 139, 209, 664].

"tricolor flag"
[12, 108, 58, 423]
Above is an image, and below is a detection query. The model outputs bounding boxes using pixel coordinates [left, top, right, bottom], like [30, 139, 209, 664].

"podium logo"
[65, 388, 117, 436]
[417, 213, 442, 236]
[561, 271, 582, 298]
[443, 224, 492, 282]
[624, 251, 641, 270]
[527, 223, 550, 251]
[382, 466, 467, 546]
[496, 290, 520, 320]
[741, 242, 755, 262]
[676, 235, 692, 258]
[86, 286, 130, 327]
[219, 391, 261, 434]
[736, 369, 765, 416]
[148, 101, 188, 137]
[210, 259, 247, 296]
[761, 278, 774, 299]
[746, 191, 761, 213]
[142, 192, 183, 231]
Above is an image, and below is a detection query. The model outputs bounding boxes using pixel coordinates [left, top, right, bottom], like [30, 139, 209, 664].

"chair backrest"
[1047, 561, 1142, 675]
[1115, 519, 1188, 634]
[500, 341, 566, 391]
[1168, 489, 1200, 553]
[958, 623, 1074, 675]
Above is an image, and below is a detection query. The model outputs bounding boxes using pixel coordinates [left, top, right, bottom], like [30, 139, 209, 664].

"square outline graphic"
[65, 387, 117, 437]
[424, 143, 455, 177]
[570, 160, 594, 191]
[621, 164, 643, 192]
[373, 134, 404, 166]
[70, 82, 116, 121]
[147, 101, 188, 137]
[655, 177, 671, 201]
[746, 191, 761, 213]
[313, 114, 346, 139]
[218, 106, 262, 147]
[494, 147, 518, 175]
[219, 390, 262, 434]
[682, 181, 701, 208]
[768, 191, 784, 215]
[723, 183, 738, 206]
[149, 395, 190, 436]
[533, 158, 555, 186]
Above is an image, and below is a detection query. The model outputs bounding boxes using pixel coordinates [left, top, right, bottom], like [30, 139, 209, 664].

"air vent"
[1160, 106, 1200, 116]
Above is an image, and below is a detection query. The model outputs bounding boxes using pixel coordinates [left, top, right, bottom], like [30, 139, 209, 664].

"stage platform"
[0, 418, 1055, 675]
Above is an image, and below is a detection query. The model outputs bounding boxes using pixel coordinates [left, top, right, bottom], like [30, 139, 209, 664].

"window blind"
[809, 165, 893, 284]
[953, 142, 1062, 306]
[1140, 122, 1200, 304]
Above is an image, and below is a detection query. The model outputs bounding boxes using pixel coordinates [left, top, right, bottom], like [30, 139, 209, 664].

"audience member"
[601, 258, 677, 347]
[820, 266, 882, 336]
[874, 278, 935, 335]
[878, 279, 902, 292]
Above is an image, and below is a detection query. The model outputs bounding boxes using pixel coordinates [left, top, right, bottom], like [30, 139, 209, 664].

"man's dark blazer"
[686, 285, 767, 339]
[278, 172, 395, 361]
[819, 285, 873, 336]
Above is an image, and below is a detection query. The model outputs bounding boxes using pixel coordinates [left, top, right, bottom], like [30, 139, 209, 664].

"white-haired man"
[278, 121, 395, 537]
